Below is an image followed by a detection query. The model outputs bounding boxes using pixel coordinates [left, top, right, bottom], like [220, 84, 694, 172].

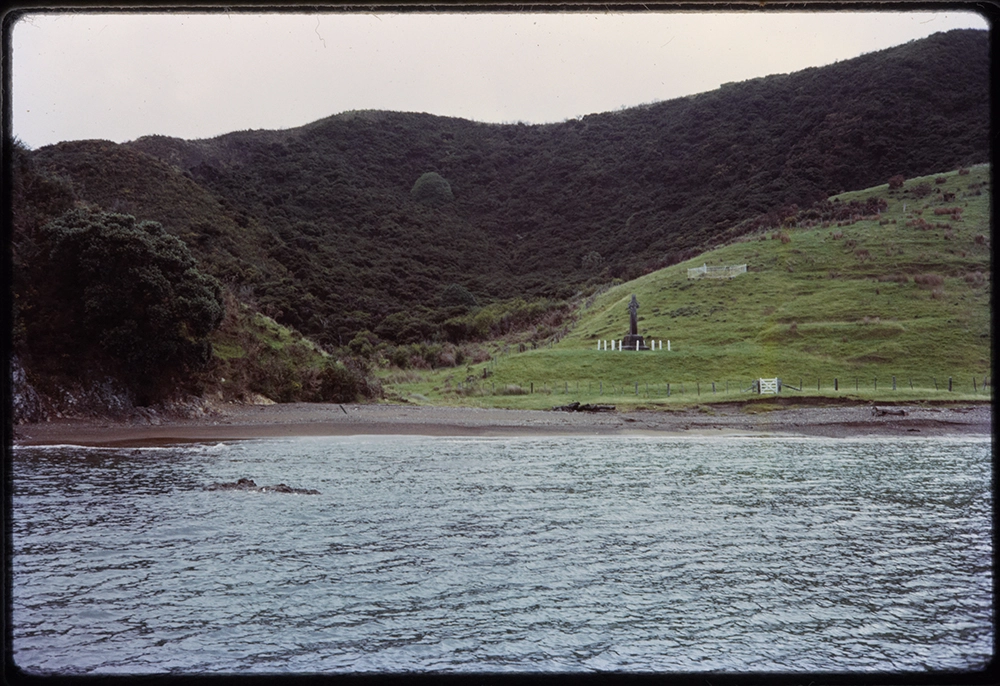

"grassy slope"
[383, 166, 991, 409]
[200, 293, 335, 403]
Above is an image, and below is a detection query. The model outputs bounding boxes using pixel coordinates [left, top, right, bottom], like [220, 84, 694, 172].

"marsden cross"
[628, 294, 639, 336]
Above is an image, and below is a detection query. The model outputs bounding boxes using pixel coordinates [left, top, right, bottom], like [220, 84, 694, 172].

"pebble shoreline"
[12, 401, 992, 446]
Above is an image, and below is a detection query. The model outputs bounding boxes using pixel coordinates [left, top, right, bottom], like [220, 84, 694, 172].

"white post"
[667, 340, 671, 351]
[597, 340, 601, 351]
[636, 341, 639, 351]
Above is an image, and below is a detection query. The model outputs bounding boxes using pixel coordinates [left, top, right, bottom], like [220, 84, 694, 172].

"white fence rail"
[687, 263, 747, 279]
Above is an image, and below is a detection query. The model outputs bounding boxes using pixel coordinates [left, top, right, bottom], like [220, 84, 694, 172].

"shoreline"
[11, 400, 993, 447]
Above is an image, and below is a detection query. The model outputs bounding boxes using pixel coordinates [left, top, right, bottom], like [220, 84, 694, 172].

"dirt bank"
[11, 400, 992, 447]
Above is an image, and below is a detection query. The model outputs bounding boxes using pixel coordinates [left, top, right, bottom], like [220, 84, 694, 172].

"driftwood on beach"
[552, 402, 616, 413]
[871, 406, 908, 417]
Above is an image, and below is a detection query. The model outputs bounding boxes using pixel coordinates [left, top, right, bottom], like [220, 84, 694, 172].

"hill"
[383, 165, 992, 408]
[10, 29, 990, 417]
[25, 28, 989, 350]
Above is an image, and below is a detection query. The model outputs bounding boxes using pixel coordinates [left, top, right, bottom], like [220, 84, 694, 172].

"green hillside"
[383, 166, 992, 408]
[113, 28, 988, 347]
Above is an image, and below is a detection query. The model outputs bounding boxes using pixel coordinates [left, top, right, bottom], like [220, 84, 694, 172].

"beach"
[11, 400, 992, 447]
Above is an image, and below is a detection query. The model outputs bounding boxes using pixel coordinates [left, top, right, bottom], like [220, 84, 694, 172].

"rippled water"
[11, 435, 993, 674]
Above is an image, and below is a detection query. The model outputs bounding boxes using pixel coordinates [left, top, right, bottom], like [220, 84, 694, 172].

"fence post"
[712, 382, 716, 394]
[874, 377, 878, 392]
[530, 383, 533, 394]
[834, 378, 838, 391]
[948, 377, 953, 392]
[892, 376, 896, 391]
[973, 377, 977, 392]
[667, 382, 671, 397]
[697, 382, 700, 396]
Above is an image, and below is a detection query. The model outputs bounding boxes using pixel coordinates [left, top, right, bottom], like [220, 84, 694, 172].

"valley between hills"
[9, 28, 991, 423]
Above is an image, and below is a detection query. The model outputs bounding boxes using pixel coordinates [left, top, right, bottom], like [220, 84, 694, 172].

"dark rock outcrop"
[206, 478, 320, 495]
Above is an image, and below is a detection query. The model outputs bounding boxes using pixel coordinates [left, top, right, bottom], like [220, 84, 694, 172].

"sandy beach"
[11, 399, 992, 447]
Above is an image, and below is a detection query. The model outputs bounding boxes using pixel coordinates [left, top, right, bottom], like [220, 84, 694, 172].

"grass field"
[383, 166, 992, 409]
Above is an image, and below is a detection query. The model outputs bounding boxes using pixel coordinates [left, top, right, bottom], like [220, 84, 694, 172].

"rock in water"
[206, 478, 319, 494]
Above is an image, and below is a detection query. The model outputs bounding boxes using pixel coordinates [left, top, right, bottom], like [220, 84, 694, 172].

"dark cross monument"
[622, 294, 650, 351]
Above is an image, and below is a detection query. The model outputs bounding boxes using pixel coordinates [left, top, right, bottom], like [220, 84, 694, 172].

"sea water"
[10, 435, 993, 674]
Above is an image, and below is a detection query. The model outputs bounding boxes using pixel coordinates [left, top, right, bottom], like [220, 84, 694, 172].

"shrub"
[914, 273, 944, 288]
[888, 175, 905, 189]
[318, 359, 378, 403]
[388, 345, 411, 369]
[348, 330, 377, 357]
[439, 282, 478, 309]
[912, 182, 933, 198]
[581, 250, 604, 271]
[410, 172, 454, 206]
[34, 209, 224, 400]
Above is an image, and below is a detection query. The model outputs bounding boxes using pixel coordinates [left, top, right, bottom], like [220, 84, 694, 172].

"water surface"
[11, 435, 993, 673]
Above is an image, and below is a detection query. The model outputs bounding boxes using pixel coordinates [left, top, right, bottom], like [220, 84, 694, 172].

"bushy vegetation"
[204, 294, 378, 404]
[410, 171, 454, 206]
[385, 166, 992, 407]
[9, 140, 381, 412]
[94, 28, 987, 347]
[11, 30, 990, 412]
[21, 208, 224, 402]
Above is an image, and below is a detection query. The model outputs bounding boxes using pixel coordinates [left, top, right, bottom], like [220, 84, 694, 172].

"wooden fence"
[455, 375, 992, 397]
[687, 263, 747, 279]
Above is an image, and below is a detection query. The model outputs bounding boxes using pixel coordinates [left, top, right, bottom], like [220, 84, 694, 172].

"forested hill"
[26, 28, 989, 349]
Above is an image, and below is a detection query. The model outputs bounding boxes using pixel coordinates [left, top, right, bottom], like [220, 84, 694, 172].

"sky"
[8, 7, 992, 149]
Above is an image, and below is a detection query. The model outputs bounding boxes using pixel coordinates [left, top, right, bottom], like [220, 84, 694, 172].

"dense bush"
[30, 209, 225, 400]
[410, 171, 454, 206]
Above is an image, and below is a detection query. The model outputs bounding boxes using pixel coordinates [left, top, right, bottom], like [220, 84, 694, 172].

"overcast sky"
[9, 8, 991, 149]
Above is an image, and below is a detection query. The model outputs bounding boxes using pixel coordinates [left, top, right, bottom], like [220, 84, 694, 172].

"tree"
[410, 171, 454, 206]
[439, 282, 478, 309]
[33, 209, 225, 399]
